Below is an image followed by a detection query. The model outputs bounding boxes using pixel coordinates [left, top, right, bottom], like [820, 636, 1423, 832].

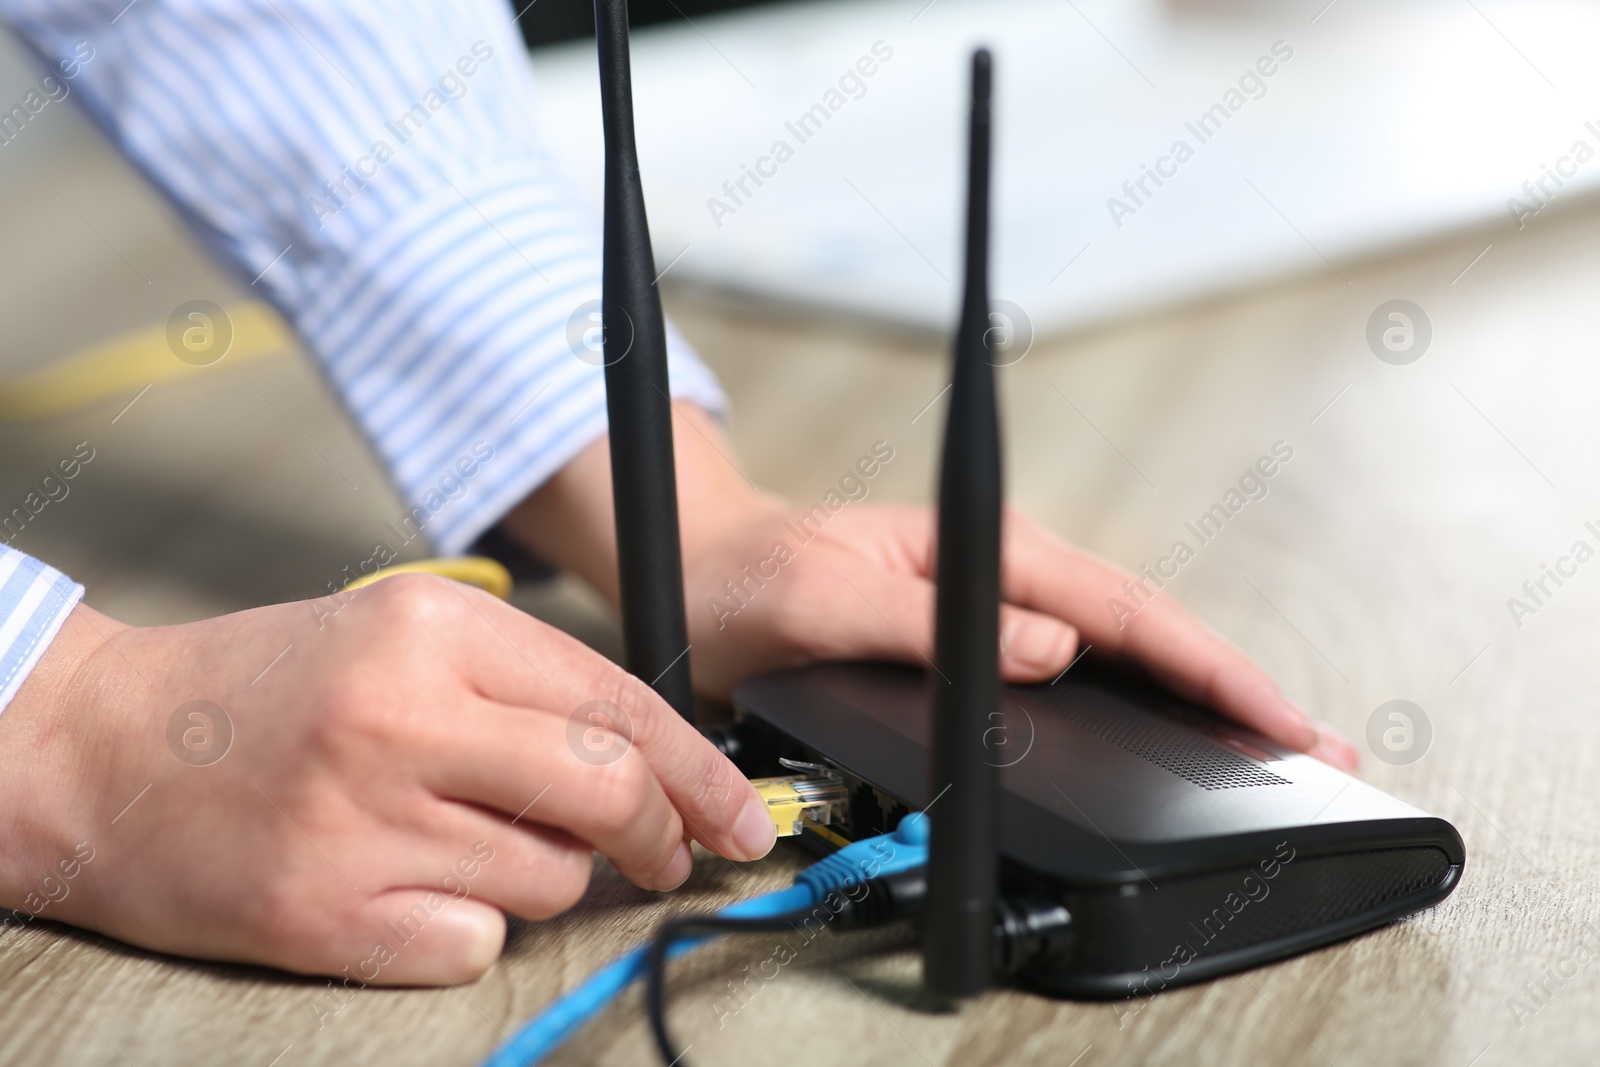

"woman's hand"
[509, 405, 1358, 772]
[0, 574, 775, 985]
[681, 499, 1358, 771]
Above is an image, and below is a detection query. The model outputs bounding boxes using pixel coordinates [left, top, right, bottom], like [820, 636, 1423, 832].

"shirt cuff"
[0, 547, 84, 713]
[292, 159, 727, 557]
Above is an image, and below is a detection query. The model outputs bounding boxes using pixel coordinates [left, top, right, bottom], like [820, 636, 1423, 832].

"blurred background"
[3, 0, 1595, 666]
[5, 0, 1600, 1061]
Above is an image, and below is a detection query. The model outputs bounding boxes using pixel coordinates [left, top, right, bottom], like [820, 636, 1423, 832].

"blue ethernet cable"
[479, 814, 932, 1067]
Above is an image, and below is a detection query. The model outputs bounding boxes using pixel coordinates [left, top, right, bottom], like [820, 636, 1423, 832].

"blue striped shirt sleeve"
[0, 547, 83, 713]
[0, 0, 727, 556]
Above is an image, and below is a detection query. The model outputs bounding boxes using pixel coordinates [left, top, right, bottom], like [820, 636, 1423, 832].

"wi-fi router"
[588, 0, 1463, 1004]
[732, 659, 1463, 997]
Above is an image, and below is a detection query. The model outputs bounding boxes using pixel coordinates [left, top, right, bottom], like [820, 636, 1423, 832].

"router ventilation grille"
[1062, 691, 1290, 790]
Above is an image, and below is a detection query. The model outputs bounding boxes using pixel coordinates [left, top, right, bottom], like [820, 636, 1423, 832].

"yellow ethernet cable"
[0, 302, 292, 420]
[343, 557, 515, 601]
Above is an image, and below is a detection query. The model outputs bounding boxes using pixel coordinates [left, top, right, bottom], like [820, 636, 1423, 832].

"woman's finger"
[353, 575, 775, 865]
[1000, 510, 1333, 760]
[420, 696, 691, 892]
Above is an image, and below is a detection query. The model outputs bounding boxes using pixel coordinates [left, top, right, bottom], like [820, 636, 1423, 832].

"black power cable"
[643, 870, 1072, 1066]
[645, 908, 816, 1067]
[645, 870, 929, 1066]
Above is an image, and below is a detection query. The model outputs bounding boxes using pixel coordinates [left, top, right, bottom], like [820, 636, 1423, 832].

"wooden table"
[3, 87, 1600, 1067]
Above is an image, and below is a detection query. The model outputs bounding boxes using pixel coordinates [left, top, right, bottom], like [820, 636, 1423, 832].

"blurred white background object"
[529, 0, 1600, 333]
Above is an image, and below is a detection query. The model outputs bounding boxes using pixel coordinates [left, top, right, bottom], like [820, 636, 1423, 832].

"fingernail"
[732, 795, 776, 861]
[1309, 720, 1360, 772]
[1004, 619, 1076, 673]
[655, 840, 693, 891]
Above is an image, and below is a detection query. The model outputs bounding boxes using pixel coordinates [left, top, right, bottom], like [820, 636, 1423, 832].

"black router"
[590, 0, 1463, 1004]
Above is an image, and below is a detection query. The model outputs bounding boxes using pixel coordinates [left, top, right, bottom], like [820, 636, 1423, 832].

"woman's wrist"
[503, 404, 787, 605]
[0, 604, 125, 909]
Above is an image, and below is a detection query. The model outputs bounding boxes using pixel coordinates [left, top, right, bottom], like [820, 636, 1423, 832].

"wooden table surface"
[4, 74, 1600, 1067]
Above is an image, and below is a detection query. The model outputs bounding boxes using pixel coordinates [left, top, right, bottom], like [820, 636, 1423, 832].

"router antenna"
[924, 48, 1001, 1000]
[594, 0, 695, 721]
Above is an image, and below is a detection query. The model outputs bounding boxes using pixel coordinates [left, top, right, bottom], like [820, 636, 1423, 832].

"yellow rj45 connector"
[750, 774, 849, 838]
